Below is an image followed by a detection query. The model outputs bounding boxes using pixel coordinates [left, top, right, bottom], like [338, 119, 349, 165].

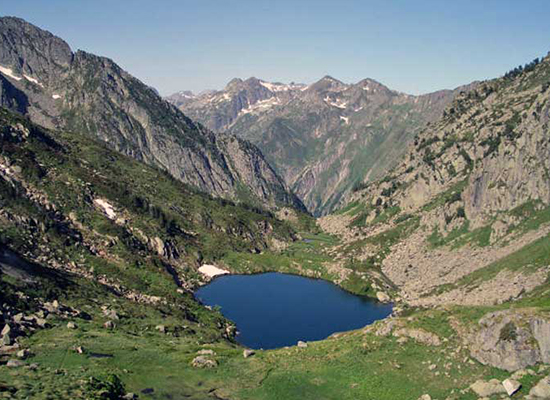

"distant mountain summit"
[0, 16, 305, 212]
[168, 74, 473, 215]
[164, 90, 196, 107]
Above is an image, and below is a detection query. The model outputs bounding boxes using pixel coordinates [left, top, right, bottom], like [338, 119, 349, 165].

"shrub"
[499, 322, 518, 342]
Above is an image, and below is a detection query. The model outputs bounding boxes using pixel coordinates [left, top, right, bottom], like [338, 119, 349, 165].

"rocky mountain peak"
[225, 77, 244, 90]
[170, 72, 466, 214]
[0, 16, 72, 86]
[308, 75, 347, 92]
[0, 17, 305, 212]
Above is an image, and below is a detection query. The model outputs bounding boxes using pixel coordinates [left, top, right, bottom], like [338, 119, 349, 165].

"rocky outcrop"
[323, 53, 550, 309]
[0, 17, 304, 212]
[465, 310, 550, 371]
[346, 54, 550, 227]
[529, 374, 550, 399]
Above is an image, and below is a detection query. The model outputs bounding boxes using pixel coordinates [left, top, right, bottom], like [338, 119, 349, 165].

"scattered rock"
[502, 379, 521, 396]
[16, 349, 30, 359]
[376, 291, 391, 303]
[104, 320, 115, 330]
[1, 324, 11, 336]
[243, 349, 255, 358]
[123, 393, 137, 399]
[428, 364, 437, 371]
[529, 375, 550, 398]
[375, 320, 396, 337]
[28, 363, 39, 371]
[2, 334, 11, 346]
[66, 322, 77, 329]
[191, 356, 217, 368]
[297, 341, 308, 348]
[470, 379, 506, 397]
[155, 325, 166, 334]
[103, 309, 119, 320]
[6, 359, 25, 368]
[75, 346, 85, 354]
[532, 318, 550, 364]
[417, 395, 431, 400]
[393, 328, 441, 346]
[196, 349, 215, 356]
[35, 318, 48, 328]
[397, 337, 408, 344]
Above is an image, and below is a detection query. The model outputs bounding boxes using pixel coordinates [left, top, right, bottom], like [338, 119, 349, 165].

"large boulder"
[529, 375, 550, 399]
[467, 310, 550, 371]
[502, 379, 521, 396]
[469, 379, 506, 397]
[531, 318, 550, 363]
[191, 356, 217, 368]
[376, 292, 391, 303]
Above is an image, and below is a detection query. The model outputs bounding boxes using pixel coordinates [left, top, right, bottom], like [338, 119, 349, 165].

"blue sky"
[2, 0, 550, 95]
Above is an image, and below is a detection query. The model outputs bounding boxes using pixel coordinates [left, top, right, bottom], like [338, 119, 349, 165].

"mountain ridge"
[0, 16, 305, 212]
[168, 74, 474, 215]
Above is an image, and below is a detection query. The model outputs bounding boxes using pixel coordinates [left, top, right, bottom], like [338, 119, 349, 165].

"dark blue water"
[195, 272, 393, 349]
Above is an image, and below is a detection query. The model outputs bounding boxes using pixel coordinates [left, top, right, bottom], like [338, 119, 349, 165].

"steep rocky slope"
[169, 76, 471, 215]
[0, 107, 300, 292]
[321, 53, 550, 307]
[0, 17, 304, 211]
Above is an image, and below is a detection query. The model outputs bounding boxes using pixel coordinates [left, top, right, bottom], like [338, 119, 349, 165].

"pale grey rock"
[531, 318, 550, 364]
[297, 341, 308, 348]
[191, 356, 217, 368]
[103, 320, 115, 330]
[1, 323, 11, 336]
[243, 349, 255, 358]
[470, 379, 506, 397]
[196, 349, 215, 356]
[392, 328, 441, 346]
[16, 349, 30, 359]
[6, 359, 25, 368]
[529, 375, 550, 398]
[375, 320, 396, 337]
[468, 311, 549, 371]
[502, 379, 521, 396]
[376, 291, 391, 302]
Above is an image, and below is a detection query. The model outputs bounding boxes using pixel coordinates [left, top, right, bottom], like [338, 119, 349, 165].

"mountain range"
[168, 75, 475, 215]
[2, 15, 550, 400]
[0, 17, 304, 212]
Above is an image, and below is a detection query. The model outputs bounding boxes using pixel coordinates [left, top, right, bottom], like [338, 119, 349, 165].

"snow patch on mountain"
[239, 97, 281, 115]
[260, 81, 305, 92]
[23, 74, 43, 86]
[324, 95, 347, 109]
[0, 65, 22, 81]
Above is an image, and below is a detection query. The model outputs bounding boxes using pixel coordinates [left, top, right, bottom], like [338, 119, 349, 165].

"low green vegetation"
[427, 222, 492, 250]
[422, 178, 468, 213]
[222, 231, 346, 289]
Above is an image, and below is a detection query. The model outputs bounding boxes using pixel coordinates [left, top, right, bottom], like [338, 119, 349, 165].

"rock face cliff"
[348, 54, 550, 227]
[0, 17, 305, 212]
[320, 53, 550, 308]
[169, 75, 471, 215]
